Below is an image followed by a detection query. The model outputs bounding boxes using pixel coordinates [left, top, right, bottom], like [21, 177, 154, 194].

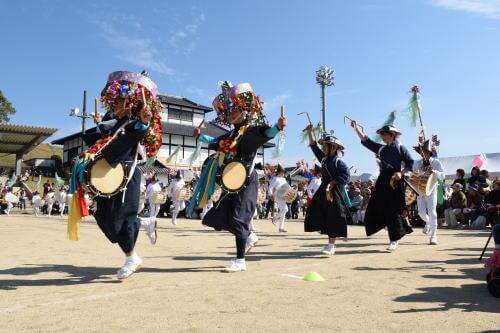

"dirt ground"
[0, 213, 498, 332]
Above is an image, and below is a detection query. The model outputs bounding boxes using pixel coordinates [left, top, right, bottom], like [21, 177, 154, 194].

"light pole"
[69, 90, 93, 153]
[315, 66, 335, 132]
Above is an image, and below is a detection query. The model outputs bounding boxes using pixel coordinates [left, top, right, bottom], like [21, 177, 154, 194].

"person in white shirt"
[145, 176, 162, 223]
[45, 190, 55, 216]
[32, 191, 42, 216]
[55, 187, 67, 217]
[268, 165, 288, 232]
[167, 171, 186, 225]
[413, 140, 445, 245]
[306, 164, 322, 204]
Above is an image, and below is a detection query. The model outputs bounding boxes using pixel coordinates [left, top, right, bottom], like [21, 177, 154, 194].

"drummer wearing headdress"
[68, 70, 162, 279]
[413, 138, 445, 245]
[190, 81, 286, 272]
[351, 122, 414, 251]
[304, 126, 351, 255]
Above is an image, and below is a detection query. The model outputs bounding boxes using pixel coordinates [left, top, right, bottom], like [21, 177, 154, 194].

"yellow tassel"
[199, 153, 225, 208]
[67, 193, 81, 240]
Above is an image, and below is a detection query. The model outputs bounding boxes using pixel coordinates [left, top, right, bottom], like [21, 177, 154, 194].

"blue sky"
[1, 0, 499, 174]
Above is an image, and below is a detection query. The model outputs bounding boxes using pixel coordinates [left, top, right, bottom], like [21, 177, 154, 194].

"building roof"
[158, 94, 212, 112]
[0, 124, 58, 157]
[137, 159, 170, 174]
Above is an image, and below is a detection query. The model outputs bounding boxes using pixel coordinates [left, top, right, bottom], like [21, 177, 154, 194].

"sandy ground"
[0, 212, 498, 333]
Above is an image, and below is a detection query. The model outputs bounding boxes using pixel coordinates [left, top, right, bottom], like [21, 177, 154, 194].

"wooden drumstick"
[280, 105, 285, 118]
[94, 98, 98, 117]
[197, 119, 205, 129]
[141, 87, 147, 106]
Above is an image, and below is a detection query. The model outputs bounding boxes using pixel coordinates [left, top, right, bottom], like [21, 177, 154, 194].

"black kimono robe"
[83, 117, 148, 253]
[304, 143, 351, 237]
[361, 137, 414, 241]
[202, 124, 276, 239]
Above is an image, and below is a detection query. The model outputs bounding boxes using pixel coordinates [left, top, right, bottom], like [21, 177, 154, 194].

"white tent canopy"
[440, 152, 500, 178]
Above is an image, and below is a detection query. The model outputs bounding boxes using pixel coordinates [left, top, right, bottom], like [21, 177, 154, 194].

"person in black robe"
[351, 122, 414, 251]
[191, 82, 286, 272]
[84, 94, 154, 279]
[304, 125, 351, 255]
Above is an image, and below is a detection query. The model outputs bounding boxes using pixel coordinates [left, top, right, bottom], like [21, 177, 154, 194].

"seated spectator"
[356, 189, 371, 225]
[453, 169, 466, 192]
[349, 188, 363, 223]
[467, 166, 486, 190]
[444, 183, 467, 228]
[481, 169, 492, 187]
[464, 184, 487, 229]
[485, 179, 500, 226]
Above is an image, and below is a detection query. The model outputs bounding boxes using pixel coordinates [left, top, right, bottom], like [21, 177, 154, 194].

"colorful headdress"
[211, 81, 268, 127]
[100, 70, 162, 158]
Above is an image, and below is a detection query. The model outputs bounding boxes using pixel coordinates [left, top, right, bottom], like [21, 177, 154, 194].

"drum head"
[221, 161, 248, 192]
[276, 183, 291, 199]
[88, 156, 127, 196]
[425, 172, 438, 196]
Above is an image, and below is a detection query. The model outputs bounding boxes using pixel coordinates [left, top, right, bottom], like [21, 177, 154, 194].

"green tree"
[0, 90, 16, 123]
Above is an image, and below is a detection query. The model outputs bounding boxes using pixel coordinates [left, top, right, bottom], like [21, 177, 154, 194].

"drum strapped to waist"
[202, 155, 251, 194]
[5, 192, 19, 204]
[276, 183, 298, 204]
[83, 155, 128, 198]
[172, 187, 192, 201]
[407, 171, 438, 196]
[151, 191, 167, 204]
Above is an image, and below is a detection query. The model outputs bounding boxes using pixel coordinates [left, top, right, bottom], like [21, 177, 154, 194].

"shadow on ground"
[353, 247, 498, 314]
[0, 264, 222, 290]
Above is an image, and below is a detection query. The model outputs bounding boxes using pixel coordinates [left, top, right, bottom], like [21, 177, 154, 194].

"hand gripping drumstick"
[343, 115, 364, 131]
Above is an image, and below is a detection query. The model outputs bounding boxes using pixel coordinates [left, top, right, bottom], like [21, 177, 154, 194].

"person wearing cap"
[444, 183, 467, 228]
[72, 71, 161, 280]
[303, 125, 351, 255]
[268, 164, 289, 232]
[167, 171, 186, 226]
[190, 81, 286, 272]
[351, 122, 414, 251]
[306, 164, 322, 207]
[413, 140, 445, 244]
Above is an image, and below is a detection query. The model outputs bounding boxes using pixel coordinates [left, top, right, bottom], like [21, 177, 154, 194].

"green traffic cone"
[303, 272, 325, 282]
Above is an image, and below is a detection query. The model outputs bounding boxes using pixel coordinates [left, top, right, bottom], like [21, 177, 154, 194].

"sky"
[1, 0, 499, 175]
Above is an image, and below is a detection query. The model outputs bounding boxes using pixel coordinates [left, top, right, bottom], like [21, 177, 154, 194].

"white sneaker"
[171, 218, 177, 225]
[279, 228, 288, 233]
[117, 253, 143, 279]
[245, 232, 259, 254]
[321, 244, 336, 255]
[429, 237, 438, 245]
[222, 259, 246, 273]
[422, 225, 430, 234]
[386, 241, 399, 251]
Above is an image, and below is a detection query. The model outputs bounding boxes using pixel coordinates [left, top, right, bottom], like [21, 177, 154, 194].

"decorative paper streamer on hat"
[272, 105, 286, 158]
[100, 70, 163, 158]
[212, 81, 269, 127]
[166, 145, 182, 164]
[299, 121, 322, 145]
[55, 173, 65, 188]
[373, 110, 397, 143]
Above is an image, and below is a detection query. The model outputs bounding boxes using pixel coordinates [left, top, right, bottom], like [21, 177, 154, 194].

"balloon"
[472, 156, 484, 168]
